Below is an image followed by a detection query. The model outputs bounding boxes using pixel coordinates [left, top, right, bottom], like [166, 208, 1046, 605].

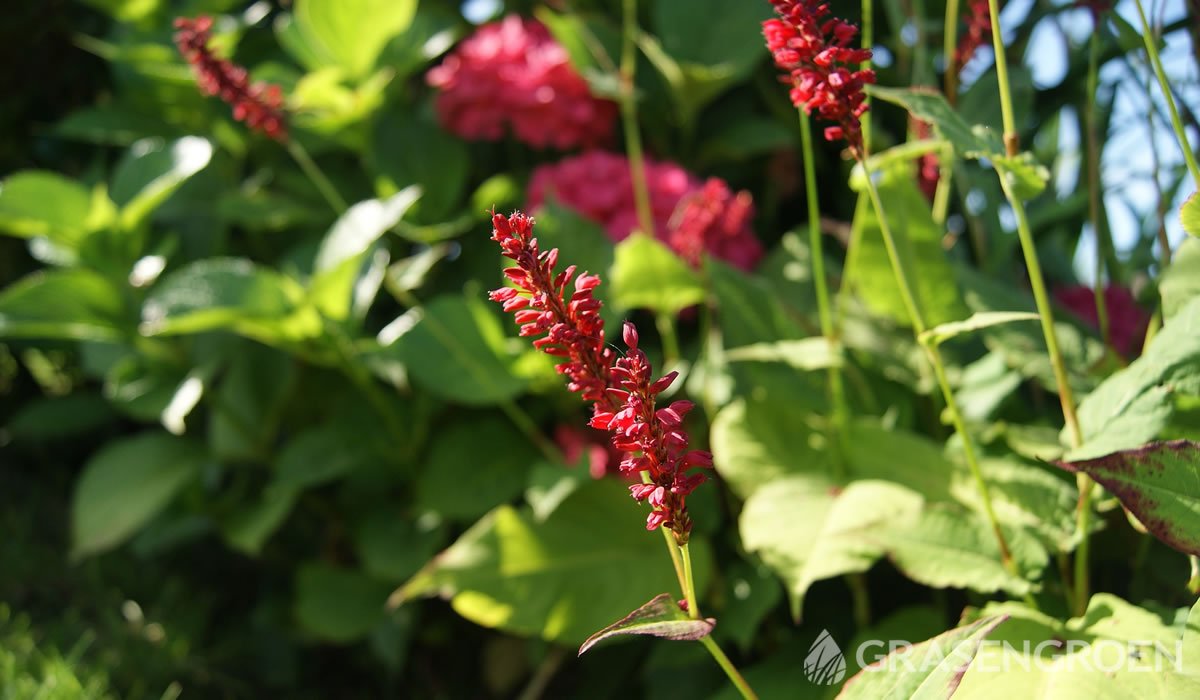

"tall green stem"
[1085, 29, 1113, 353]
[286, 141, 348, 213]
[985, 0, 1018, 156]
[799, 113, 848, 479]
[860, 0, 873, 149]
[619, 0, 655, 238]
[944, 0, 962, 103]
[861, 168, 1016, 572]
[679, 544, 758, 700]
[1133, 0, 1200, 182]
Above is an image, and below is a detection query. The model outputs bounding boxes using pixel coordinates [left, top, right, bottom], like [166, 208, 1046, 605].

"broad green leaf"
[217, 189, 325, 232]
[385, 243, 453, 295]
[1161, 237, 1200, 320]
[417, 416, 540, 520]
[868, 505, 1046, 596]
[725, 337, 843, 371]
[141, 258, 320, 345]
[220, 488, 297, 556]
[1068, 297, 1200, 459]
[839, 616, 1009, 700]
[1059, 440, 1200, 556]
[353, 510, 444, 582]
[956, 458, 1079, 553]
[310, 189, 421, 320]
[919, 312, 1041, 347]
[579, 593, 714, 656]
[0, 269, 126, 342]
[207, 341, 295, 462]
[71, 433, 206, 557]
[610, 233, 706, 314]
[707, 258, 805, 347]
[867, 86, 1002, 158]
[110, 137, 213, 231]
[294, 563, 393, 643]
[381, 294, 527, 405]
[715, 561, 783, 653]
[740, 477, 924, 619]
[377, 5, 460, 81]
[392, 480, 711, 645]
[372, 109, 467, 224]
[993, 154, 1051, 200]
[1183, 193, 1200, 238]
[271, 426, 372, 494]
[846, 161, 968, 328]
[5, 394, 116, 442]
[292, 0, 417, 80]
[710, 396, 830, 500]
[0, 171, 110, 246]
[956, 352, 1024, 421]
[956, 594, 1191, 699]
[651, 0, 769, 74]
[77, 0, 159, 21]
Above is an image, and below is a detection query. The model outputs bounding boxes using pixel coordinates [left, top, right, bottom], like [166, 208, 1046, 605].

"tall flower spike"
[763, 0, 876, 155]
[174, 16, 288, 141]
[489, 211, 712, 544]
[954, 0, 993, 71]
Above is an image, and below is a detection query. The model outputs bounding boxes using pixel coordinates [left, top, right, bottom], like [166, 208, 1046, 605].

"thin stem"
[644, 472, 688, 591]
[286, 140, 348, 213]
[620, 0, 656, 239]
[1133, 0, 1200, 182]
[1085, 29, 1113, 353]
[655, 313, 681, 368]
[516, 646, 568, 700]
[1144, 62, 1173, 266]
[860, 0, 873, 150]
[944, 0, 962, 103]
[680, 542, 700, 619]
[799, 112, 848, 479]
[861, 168, 1017, 573]
[848, 573, 871, 628]
[985, 0, 1018, 156]
[699, 637, 758, 700]
[1074, 477, 1094, 615]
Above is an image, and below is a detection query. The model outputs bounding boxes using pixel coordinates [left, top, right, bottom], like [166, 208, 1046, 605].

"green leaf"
[417, 416, 540, 520]
[353, 510, 443, 582]
[0, 171, 110, 246]
[207, 341, 295, 462]
[1058, 440, 1200, 556]
[1068, 297, 1200, 459]
[725, 337, 843, 371]
[0, 269, 126, 342]
[76, 0, 159, 21]
[392, 480, 710, 645]
[295, 563, 394, 643]
[846, 161, 968, 328]
[71, 433, 206, 557]
[110, 137, 213, 231]
[220, 488, 297, 556]
[869, 505, 1046, 596]
[292, 0, 418, 80]
[271, 426, 371, 494]
[1161, 237, 1200, 320]
[651, 0, 769, 74]
[740, 478, 924, 619]
[381, 293, 528, 405]
[993, 153, 1051, 200]
[372, 110, 467, 224]
[919, 311, 1041, 346]
[610, 233, 706, 314]
[141, 258, 319, 345]
[1182, 192, 1200, 239]
[710, 396, 830, 500]
[310, 189, 421, 320]
[839, 616, 1009, 700]
[867, 86, 1002, 158]
[578, 593, 714, 656]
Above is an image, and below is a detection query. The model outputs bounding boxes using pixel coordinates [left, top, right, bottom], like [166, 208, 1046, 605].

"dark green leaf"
[295, 563, 394, 642]
[578, 593, 714, 656]
[417, 416, 540, 520]
[0, 269, 126, 342]
[110, 137, 213, 231]
[371, 110, 466, 224]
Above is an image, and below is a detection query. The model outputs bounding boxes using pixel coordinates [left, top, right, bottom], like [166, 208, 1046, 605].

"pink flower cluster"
[174, 16, 288, 141]
[1054, 285, 1150, 359]
[489, 212, 712, 542]
[527, 151, 763, 271]
[954, 0, 993, 70]
[763, 0, 876, 155]
[426, 15, 617, 150]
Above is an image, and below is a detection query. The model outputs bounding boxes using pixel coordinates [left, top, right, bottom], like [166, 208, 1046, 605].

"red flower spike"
[764, 1, 876, 156]
[489, 211, 713, 544]
[173, 16, 288, 141]
[954, 0, 993, 71]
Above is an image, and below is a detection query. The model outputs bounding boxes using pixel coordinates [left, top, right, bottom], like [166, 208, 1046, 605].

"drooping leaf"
[919, 312, 1041, 346]
[110, 137, 213, 231]
[392, 480, 710, 645]
[1068, 297, 1200, 459]
[740, 477, 924, 619]
[141, 258, 320, 345]
[291, 0, 418, 80]
[1058, 440, 1200, 556]
[220, 488, 297, 556]
[271, 426, 372, 494]
[866, 86, 1002, 158]
[610, 233, 706, 315]
[378, 293, 527, 405]
[578, 593, 715, 656]
[0, 269, 126, 342]
[310, 188, 421, 320]
[71, 432, 206, 557]
[838, 616, 1009, 700]
[353, 510, 444, 582]
[0, 171, 109, 246]
[725, 337, 843, 371]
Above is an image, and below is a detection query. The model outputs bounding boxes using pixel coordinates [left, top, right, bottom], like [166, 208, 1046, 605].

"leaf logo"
[804, 629, 847, 685]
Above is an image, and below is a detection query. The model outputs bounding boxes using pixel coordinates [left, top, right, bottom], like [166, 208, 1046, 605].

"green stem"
[1085, 29, 1113, 354]
[1074, 477, 1094, 615]
[985, 0, 1019, 156]
[286, 140, 348, 213]
[656, 313, 681, 368]
[944, 0, 961, 103]
[516, 646, 567, 700]
[1133, 0, 1200, 182]
[680, 542, 699, 619]
[620, 0, 656, 239]
[679, 544, 758, 700]
[860, 0, 873, 150]
[848, 573, 871, 628]
[861, 168, 1017, 575]
[799, 112, 848, 479]
[644, 472, 688, 591]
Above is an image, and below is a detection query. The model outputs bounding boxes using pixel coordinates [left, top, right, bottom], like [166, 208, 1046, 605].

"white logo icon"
[805, 629, 847, 685]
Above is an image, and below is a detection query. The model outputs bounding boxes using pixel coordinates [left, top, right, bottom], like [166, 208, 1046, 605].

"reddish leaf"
[578, 593, 715, 656]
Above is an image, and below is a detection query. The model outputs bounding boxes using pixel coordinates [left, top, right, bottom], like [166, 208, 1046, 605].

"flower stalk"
[1132, 0, 1200, 182]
